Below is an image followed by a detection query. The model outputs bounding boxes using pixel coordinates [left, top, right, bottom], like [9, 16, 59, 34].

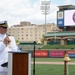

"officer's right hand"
[3, 36, 10, 45]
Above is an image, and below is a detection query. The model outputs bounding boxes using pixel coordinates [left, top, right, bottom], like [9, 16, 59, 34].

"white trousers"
[0, 66, 8, 75]
[0, 72, 8, 75]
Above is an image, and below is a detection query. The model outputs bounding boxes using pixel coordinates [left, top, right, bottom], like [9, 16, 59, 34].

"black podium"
[8, 51, 31, 75]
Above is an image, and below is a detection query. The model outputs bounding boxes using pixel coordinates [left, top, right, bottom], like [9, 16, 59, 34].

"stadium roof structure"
[44, 31, 75, 37]
[57, 5, 75, 10]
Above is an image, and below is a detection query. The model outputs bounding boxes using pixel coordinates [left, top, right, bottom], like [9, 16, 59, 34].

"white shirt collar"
[0, 34, 6, 40]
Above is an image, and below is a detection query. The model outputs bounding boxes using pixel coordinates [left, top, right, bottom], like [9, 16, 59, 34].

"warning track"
[31, 62, 75, 65]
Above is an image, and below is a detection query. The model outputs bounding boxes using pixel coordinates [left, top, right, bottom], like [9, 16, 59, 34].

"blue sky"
[30, 0, 38, 3]
[0, 0, 75, 26]
[47, 0, 73, 5]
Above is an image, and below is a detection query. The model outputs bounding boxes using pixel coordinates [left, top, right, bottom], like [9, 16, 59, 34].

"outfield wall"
[32, 50, 75, 58]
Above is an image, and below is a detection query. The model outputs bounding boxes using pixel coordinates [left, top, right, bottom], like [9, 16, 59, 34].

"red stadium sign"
[67, 50, 75, 54]
[33, 50, 48, 57]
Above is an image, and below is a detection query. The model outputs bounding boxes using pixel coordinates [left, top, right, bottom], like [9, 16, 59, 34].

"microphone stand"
[33, 41, 36, 75]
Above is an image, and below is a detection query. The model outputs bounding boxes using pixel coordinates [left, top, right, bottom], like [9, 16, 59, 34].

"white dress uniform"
[0, 34, 18, 75]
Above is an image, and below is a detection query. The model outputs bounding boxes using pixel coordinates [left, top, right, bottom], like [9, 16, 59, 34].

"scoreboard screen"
[64, 10, 75, 26]
[57, 9, 75, 27]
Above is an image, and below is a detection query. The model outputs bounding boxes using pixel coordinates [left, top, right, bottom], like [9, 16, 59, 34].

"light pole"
[41, 0, 50, 34]
[52, 23, 57, 43]
[54, 26, 57, 42]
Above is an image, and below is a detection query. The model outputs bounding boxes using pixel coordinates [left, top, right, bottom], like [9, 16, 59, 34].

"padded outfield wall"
[31, 50, 75, 58]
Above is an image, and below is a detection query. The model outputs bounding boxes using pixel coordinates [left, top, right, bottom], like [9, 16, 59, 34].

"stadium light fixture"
[41, 0, 50, 34]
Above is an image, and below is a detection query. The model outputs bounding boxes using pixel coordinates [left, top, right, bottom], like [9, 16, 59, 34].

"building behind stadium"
[7, 22, 57, 43]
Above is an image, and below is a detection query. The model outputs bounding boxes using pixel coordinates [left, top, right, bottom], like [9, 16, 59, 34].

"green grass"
[31, 64, 75, 75]
[31, 58, 75, 75]
[20, 44, 75, 50]
[41, 45, 75, 49]
[32, 58, 75, 62]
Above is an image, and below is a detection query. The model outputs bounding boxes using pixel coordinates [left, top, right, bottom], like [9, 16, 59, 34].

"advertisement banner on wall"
[57, 11, 64, 27]
[67, 50, 75, 54]
[50, 50, 64, 57]
[67, 50, 75, 57]
[32, 50, 48, 57]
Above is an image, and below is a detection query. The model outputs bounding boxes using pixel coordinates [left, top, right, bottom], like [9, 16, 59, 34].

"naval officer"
[0, 21, 18, 75]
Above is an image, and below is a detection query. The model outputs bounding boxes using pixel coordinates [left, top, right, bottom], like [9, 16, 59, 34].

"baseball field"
[31, 58, 75, 75]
